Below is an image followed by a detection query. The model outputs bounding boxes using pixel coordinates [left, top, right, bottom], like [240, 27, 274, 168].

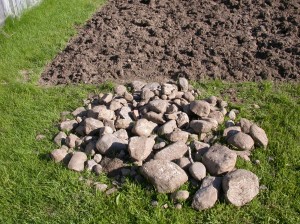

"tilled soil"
[40, 0, 300, 85]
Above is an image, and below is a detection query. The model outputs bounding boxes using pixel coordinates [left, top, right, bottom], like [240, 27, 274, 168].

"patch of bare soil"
[40, 0, 300, 85]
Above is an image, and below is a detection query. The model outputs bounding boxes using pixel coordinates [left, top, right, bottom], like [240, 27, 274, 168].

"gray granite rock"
[68, 152, 87, 172]
[154, 141, 188, 161]
[96, 134, 128, 155]
[128, 136, 155, 161]
[189, 162, 206, 181]
[227, 132, 254, 151]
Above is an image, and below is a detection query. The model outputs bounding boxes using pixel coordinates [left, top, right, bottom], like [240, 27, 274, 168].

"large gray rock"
[96, 134, 128, 155]
[59, 120, 78, 132]
[68, 152, 87, 172]
[50, 148, 68, 163]
[83, 118, 104, 135]
[238, 118, 253, 134]
[148, 99, 169, 114]
[202, 144, 237, 175]
[154, 141, 188, 161]
[192, 176, 222, 210]
[189, 162, 206, 181]
[128, 136, 155, 161]
[223, 169, 259, 206]
[158, 120, 177, 135]
[132, 118, 157, 137]
[250, 124, 268, 148]
[141, 160, 188, 193]
[227, 132, 254, 151]
[190, 120, 214, 133]
[167, 129, 189, 143]
[190, 100, 210, 117]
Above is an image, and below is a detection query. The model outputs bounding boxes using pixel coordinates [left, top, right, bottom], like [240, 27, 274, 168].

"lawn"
[0, 0, 299, 223]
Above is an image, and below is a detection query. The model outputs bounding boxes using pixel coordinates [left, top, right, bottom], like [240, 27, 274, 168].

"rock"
[141, 89, 155, 101]
[208, 111, 224, 124]
[85, 141, 96, 156]
[132, 118, 157, 137]
[99, 126, 114, 136]
[103, 120, 116, 131]
[178, 77, 189, 92]
[167, 129, 189, 143]
[131, 80, 146, 91]
[124, 92, 133, 102]
[183, 92, 195, 102]
[223, 126, 241, 139]
[94, 182, 108, 192]
[97, 106, 114, 121]
[100, 93, 113, 104]
[72, 107, 86, 117]
[68, 152, 87, 172]
[223, 169, 259, 206]
[106, 187, 118, 195]
[92, 164, 103, 175]
[228, 110, 236, 120]
[113, 129, 128, 140]
[227, 132, 254, 151]
[141, 160, 188, 193]
[50, 148, 68, 163]
[59, 120, 78, 132]
[143, 82, 160, 91]
[100, 157, 124, 177]
[115, 85, 127, 96]
[192, 176, 222, 210]
[202, 144, 237, 175]
[154, 141, 188, 161]
[86, 159, 98, 171]
[143, 111, 165, 124]
[65, 134, 79, 148]
[83, 118, 104, 135]
[35, 134, 45, 141]
[115, 119, 132, 129]
[128, 136, 155, 161]
[151, 200, 159, 207]
[250, 124, 268, 148]
[96, 134, 128, 155]
[225, 120, 235, 128]
[162, 83, 176, 95]
[148, 99, 169, 113]
[158, 120, 177, 135]
[153, 142, 166, 150]
[238, 118, 253, 134]
[171, 190, 189, 201]
[53, 131, 67, 146]
[190, 100, 210, 117]
[175, 203, 182, 209]
[190, 120, 214, 133]
[93, 154, 102, 163]
[189, 162, 206, 181]
[176, 157, 192, 170]
[176, 112, 189, 128]
[119, 106, 132, 121]
[206, 96, 217, 106]
[192, 141, 210, 161]
[110, 99, 124, 111]
[166, 104, 178, 114]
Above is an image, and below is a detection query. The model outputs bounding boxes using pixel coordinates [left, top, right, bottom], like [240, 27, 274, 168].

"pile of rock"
[50, 78, 268, 210]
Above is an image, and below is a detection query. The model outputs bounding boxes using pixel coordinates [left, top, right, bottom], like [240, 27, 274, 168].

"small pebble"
[151, 200, 159, 207]
[175, 203, 182, 209]
[162, 203, 168, 209]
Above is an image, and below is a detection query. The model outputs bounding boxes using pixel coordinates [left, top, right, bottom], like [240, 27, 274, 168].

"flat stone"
[59, 120, 78, 132]
[96, 134, 128, 155]
[148, 99, 169, 114]
[192, 176, 222, 210]
[189, 162, 206, 181]
[227, 132, 254, 151]
[190, 120, 214, 133]
[223, 169, 259, 206]
[250, 124, 268, 148]
[132, 118, 157, 137]
[141, 160, 188, 193]
[83, 118, 104, 135]
[128, 136, 155, 161]
[190, 100, 211, 117]
[68, 152, 87, 172]
[154, 141, 188, 161]
[202, 144, 237, 175]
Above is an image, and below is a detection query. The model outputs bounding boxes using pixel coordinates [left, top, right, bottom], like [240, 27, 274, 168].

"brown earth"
[40, 0, 300, 85]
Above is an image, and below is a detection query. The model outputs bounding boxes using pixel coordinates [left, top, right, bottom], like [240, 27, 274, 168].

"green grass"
[0, 0, 299, 223]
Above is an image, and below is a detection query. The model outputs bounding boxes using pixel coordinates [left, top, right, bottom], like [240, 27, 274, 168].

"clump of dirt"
[40, 0, 300, 85]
